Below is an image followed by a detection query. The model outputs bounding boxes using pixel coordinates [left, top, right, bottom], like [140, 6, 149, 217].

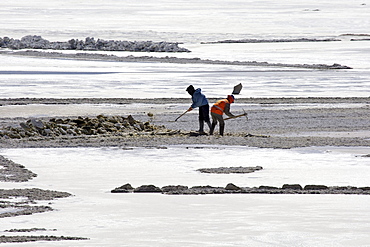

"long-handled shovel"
[174, 109, 190, 121]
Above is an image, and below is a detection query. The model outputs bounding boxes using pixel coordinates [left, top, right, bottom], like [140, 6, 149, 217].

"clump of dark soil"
[0, 188, 72, 219]
[0, 155, 37, 182]
[197, 166, 263, 174]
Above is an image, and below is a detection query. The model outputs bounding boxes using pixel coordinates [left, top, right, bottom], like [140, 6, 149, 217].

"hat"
[227, 95, 235, 103]
[186, 85, 195, 95]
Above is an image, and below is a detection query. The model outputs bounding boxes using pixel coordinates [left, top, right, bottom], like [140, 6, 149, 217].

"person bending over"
[209, 95, 236, 136]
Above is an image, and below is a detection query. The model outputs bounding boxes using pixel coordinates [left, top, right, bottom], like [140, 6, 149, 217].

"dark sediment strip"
[111, 183, 370, 195]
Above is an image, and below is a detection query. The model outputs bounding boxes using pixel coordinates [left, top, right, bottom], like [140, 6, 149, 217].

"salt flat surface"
[0, 102, 367, 119]
[280, 130, 370, 138]
[1, 42, 370, 98]
[1, 146, 370, 246]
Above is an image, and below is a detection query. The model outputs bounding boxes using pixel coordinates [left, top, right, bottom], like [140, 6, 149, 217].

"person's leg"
[203, 104, 212, 130]
[219, 124, 225, 136]
[198, 107, 204, 132]
[209, 112, 218, 135]
[210, 112, 224, 135]
[199, 105, 211, 133]
[206, 120, 212, 130]
[218, 117, 225, 136]
[199, 120, 205, 133]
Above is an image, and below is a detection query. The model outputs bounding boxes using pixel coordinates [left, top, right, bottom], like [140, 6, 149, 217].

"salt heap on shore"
[0, 35, 190, 52]
[0, 115, 173, 139]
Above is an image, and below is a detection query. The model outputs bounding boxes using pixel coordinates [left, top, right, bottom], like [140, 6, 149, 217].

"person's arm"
[224, 103, 235, 117]
[190, 93, 202, 109]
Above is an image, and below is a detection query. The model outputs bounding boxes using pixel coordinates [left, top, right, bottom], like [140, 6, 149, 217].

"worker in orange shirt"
[209, 95, 236, 136]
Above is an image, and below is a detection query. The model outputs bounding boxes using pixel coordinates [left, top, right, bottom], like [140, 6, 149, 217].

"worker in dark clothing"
[209, 95, 236, 136]
[186, 85, 211, 134]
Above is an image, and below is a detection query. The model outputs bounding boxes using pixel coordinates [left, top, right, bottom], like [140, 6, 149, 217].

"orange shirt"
[211, 99, 229, 115]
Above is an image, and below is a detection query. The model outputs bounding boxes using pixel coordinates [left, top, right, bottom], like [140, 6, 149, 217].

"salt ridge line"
[1, 50, 352, 70]
[201, 37, 341, 44]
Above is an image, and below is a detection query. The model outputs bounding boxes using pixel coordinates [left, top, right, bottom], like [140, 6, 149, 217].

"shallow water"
[0, 146, 370, 246]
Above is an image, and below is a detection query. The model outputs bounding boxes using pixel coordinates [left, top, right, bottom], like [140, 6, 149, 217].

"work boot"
[219, 125, 225, 136]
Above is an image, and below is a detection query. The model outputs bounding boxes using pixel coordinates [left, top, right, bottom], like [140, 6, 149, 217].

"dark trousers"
[198, 104, 211, 132]
[199, 104, 210, 122]
[210, 112, 225, 136]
